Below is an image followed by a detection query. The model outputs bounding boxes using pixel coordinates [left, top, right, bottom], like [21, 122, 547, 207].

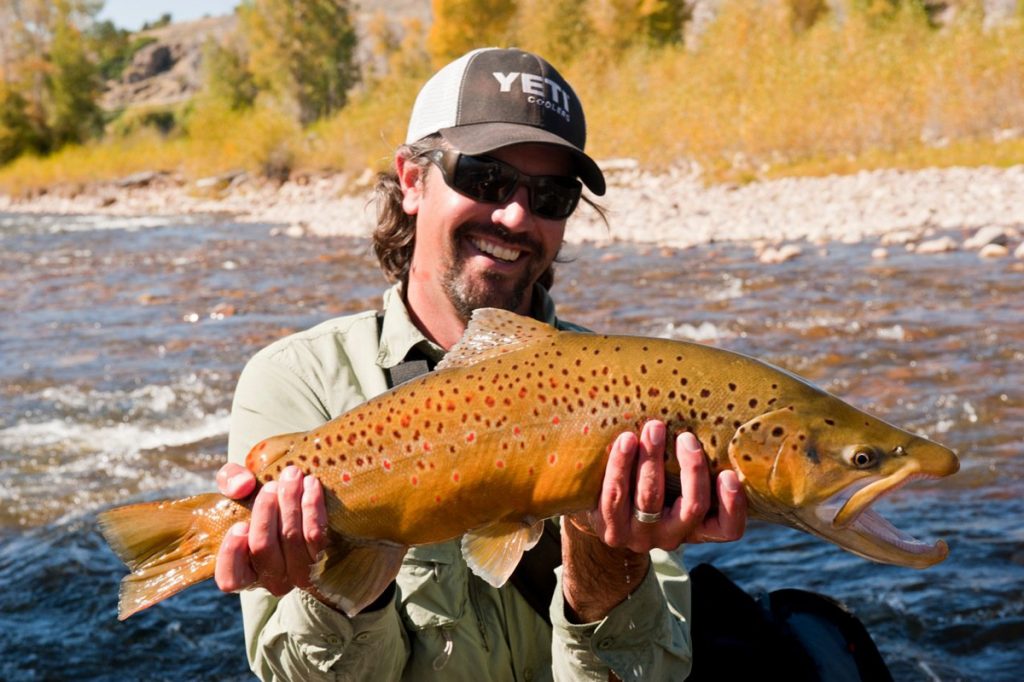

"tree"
[238, 0, 359, 124]
[47, 0, 102, 146]
[427, 0, 517, 66]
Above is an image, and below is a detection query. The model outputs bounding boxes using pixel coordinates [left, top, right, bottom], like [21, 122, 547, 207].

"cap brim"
[439, 123, 606, 196]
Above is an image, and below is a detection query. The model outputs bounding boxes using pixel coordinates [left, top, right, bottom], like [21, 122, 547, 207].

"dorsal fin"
[437, 308, 559, 370]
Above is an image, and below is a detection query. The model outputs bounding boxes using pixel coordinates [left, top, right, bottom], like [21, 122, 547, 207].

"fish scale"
[99, 308, 959, 620]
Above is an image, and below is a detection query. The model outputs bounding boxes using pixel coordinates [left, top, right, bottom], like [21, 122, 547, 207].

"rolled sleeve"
[550, 550, 693, 682]
[246, 588, 408, 681]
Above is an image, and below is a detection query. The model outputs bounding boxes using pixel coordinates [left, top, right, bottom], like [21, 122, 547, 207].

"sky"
[96, 0, 240, 31]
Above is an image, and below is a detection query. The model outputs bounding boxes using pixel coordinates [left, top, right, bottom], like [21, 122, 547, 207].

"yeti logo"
[492, 71, 572, 122]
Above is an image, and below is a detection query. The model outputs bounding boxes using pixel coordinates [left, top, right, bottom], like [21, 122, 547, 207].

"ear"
[395, 153, 424, 216]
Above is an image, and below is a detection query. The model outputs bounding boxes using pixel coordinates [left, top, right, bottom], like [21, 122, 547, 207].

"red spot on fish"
[528, 466, 535, 476]
[423, 441, 431, 452]
[375, 424, 384, 435]
[485, 396, 496, 407]
[551, 416, 560, 425]
[325, 435, 333, 446]
[401, 415, 411, 428]
[342, 472, 352, 484]
[383, 459, 392, 471]
[410, 475, 419, 486]
[514, 426, 521, 436]
[466, 432, 476, 443]
[548, 453, 558, 465]
[583, 425, 590, 435]
[576, 461, 583, 471]
[452, 471, 461, 483]
[495, 460, 505, 469]
[436, 495, 442, 504]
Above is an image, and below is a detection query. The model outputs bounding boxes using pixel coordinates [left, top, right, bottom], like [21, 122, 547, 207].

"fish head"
[727, 403, 960, 568]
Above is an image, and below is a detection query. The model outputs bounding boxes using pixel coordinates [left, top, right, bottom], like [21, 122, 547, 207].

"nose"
[490, 185, 531, 229]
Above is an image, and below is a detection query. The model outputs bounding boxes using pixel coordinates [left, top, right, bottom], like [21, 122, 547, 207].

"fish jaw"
[801, 470, 951, 568]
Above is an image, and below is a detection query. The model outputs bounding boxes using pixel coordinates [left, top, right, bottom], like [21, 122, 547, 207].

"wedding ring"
[632, 507, 663, 524]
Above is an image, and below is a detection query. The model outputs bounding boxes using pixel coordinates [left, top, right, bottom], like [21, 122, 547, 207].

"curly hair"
[371, 137, 606, 291]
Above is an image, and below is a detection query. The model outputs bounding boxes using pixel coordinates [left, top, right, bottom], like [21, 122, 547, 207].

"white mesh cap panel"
[405, 48, 491, 144]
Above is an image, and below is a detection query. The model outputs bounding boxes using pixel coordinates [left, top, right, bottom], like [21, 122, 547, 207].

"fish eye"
[846, 446, 879, 469]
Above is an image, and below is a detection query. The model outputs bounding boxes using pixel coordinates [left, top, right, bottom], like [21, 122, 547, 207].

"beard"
[441, 223, 552, 322]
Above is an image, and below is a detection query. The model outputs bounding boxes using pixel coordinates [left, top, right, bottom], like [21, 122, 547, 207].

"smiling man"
[214, 48, 747, 681]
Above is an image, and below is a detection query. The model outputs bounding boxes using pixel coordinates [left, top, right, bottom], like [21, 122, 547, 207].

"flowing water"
[1, 211, 1021, 680]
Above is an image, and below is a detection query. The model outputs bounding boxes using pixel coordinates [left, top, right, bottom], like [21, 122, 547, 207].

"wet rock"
[964, 225, 1012, 250]
[758, 244, 802, 264]
[915, 237, 958, 254]
[979, 243, 1010, 259]
[872, 247, 889, 260]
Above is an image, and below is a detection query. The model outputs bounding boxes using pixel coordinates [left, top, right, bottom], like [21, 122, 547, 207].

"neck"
[403, 281, 468, 351]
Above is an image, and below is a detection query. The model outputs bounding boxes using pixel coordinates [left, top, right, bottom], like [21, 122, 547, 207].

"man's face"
[406, 143, 573, 320]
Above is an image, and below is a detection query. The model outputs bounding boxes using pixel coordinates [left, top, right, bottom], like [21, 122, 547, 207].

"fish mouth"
[812, 469, 949, 567]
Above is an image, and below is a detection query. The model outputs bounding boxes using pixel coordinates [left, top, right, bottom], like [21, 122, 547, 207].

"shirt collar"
[375, 282, 561, 370]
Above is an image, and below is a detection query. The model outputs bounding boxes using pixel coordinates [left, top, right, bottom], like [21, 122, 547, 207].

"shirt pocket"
[396, 540, 468, 630]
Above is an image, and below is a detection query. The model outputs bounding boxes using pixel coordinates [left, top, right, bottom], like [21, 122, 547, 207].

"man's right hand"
[214, 463, 330, 597]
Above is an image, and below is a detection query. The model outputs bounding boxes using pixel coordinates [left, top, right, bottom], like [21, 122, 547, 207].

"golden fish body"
[100, 309, 959, 620]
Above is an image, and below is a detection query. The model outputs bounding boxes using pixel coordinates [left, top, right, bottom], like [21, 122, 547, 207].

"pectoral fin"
[461, 519, 545, 588]
[309, 534, 408, 617]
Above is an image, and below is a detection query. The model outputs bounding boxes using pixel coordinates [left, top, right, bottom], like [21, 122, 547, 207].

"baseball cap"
[405, 48, 606, 196]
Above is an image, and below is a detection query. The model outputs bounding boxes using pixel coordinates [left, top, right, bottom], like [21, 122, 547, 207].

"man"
[214, 47, 747, 681]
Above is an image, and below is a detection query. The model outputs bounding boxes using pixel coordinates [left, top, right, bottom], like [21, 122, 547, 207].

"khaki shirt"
[228, 284, 694, 681]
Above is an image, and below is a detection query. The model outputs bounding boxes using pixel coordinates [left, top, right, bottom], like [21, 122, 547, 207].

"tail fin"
[98, 493, 248, 620]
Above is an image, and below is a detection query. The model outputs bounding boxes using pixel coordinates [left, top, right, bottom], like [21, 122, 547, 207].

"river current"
[1, 211, 1021, 680]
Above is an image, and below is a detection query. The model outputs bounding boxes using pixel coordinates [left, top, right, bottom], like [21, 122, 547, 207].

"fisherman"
[213, 47, 748, 680]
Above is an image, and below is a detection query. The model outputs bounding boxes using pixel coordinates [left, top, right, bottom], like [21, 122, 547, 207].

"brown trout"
[99, 309, 959, 620]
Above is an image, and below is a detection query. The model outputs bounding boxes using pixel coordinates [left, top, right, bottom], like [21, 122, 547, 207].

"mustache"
[454, 223, 542, 253]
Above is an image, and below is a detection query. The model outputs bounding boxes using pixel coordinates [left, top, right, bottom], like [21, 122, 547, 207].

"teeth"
[471, 238, 521, 262]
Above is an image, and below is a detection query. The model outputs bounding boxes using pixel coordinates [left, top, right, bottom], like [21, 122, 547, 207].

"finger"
[698, 470, 747, 542]
[633, 420, 667, 517]
[215, 521, 257, 593]
[662, 432, 711, 543]
[302, 475, 329, 556]
[277, 466, 311, 587]
[598, 431, 639, 547]
[216, 462, 256, 500]
[248, 480, 289, 595]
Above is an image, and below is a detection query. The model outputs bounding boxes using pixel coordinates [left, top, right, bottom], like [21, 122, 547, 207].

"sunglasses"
[419, 149, 583, 220]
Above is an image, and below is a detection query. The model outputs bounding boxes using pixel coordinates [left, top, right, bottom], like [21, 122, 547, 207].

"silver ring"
[632, 507, 662, 524]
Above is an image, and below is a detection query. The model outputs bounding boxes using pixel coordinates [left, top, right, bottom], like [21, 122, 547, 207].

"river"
[1, 211, 1021, 680]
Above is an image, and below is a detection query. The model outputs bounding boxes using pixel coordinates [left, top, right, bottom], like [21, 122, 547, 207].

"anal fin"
[461, 519, 545, 588]
[310, 534, 408, 617]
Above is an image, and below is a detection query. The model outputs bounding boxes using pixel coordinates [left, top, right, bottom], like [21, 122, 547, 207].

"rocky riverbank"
[2, 162, 1022, 261]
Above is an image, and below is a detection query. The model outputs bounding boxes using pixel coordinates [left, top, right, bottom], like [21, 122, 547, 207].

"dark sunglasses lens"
[531, 178, 581, 219]
[453, 156, 518, 203]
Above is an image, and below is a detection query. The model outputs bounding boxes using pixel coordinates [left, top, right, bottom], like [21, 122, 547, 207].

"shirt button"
[355, 633, 371, 642]
[598, 638, 614, 650]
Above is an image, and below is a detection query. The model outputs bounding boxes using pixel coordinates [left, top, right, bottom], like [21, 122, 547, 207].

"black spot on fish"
[805, 446, 820, 463]
[772, 427, 785, 438]
[825, 418, 836, 426]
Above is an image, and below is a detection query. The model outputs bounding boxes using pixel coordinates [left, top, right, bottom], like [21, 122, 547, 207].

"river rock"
[915, 237, 958, 254]
[979, 243, 1010, 258]
[964, 225, 1012, 250]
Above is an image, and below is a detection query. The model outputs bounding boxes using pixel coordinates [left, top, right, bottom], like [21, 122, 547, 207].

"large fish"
[99, 309, 959, 620]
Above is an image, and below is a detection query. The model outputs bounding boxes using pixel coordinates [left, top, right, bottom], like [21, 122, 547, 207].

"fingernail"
[303, 475, 318, 492]
[231, 521, 249, 536]
[681, 432, 701, 452]
[261, 481, 278, 495]
[229, 473, 250, 490]
[282, 466, 301, 481]
[722, 471, 741, 493]
[648, 422, 665, 448]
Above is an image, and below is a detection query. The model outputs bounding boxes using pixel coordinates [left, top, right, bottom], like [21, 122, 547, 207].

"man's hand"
[562, 420, 747, 622]
[213, 463, 329, 597]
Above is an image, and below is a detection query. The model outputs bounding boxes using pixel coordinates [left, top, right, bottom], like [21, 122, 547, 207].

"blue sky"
[96, 0, 239, 31]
